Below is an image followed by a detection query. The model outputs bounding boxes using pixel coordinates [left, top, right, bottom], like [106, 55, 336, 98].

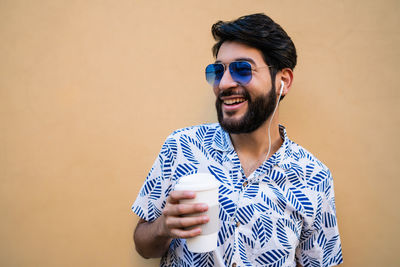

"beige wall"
[1, 0, 399, 266]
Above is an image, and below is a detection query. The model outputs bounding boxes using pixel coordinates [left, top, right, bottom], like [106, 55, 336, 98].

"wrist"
[156, 215, 171, 239]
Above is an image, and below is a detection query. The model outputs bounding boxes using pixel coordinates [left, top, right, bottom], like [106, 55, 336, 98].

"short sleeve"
[131, 135, 178, 222]
[296, 172, 343, 266]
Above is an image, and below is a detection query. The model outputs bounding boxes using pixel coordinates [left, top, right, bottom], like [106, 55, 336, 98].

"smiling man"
[132, 13, 343, 267]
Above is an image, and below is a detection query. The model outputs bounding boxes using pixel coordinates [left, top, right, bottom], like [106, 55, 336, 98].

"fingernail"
[200, 204, 208, 210]
[186, 191, 195, 198]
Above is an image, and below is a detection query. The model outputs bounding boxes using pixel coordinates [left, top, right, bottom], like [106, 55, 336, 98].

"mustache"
[218, 89, 250, 99]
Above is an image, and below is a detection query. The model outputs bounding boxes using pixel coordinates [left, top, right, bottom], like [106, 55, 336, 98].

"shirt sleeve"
[296, 171, 343, 266]
[131, 135, 178, 222]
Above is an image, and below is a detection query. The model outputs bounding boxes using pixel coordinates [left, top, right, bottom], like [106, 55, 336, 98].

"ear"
[275, 68, 294, 96]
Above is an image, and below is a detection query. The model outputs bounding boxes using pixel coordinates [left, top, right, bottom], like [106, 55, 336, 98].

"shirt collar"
[211, 124, 292, 168]
[211, 124, 234, 152]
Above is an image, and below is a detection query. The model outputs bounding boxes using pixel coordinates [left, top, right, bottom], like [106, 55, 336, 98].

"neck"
[230, 112, 282, 160]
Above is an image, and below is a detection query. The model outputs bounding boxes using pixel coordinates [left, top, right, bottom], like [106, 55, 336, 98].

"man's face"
[213, 41, 277, 134]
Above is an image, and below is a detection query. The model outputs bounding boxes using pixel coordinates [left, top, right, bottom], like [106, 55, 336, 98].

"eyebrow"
[215, 57, 257, 66]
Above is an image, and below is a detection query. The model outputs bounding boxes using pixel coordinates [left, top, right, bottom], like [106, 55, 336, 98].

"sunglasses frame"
[205, 61, 272, 86]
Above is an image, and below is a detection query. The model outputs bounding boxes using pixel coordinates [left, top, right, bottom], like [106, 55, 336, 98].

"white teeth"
[224, 98, 245, 105]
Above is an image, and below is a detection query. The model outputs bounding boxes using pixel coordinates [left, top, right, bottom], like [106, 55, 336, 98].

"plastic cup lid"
[175, 173, 219, 191]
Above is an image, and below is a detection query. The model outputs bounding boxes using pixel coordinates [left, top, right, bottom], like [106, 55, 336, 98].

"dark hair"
[211, 13, 297, 72]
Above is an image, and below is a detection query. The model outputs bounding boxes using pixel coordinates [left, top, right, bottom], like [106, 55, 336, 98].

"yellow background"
[1, 0, 399, 266]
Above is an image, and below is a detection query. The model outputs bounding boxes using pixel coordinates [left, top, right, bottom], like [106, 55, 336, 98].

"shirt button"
[242, 181, 248, 187]
[236, 221, 240, 227]
[232, 263, 237, 267]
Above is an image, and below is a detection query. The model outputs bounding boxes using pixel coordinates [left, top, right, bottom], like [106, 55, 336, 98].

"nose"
[217, 67, 238, 92]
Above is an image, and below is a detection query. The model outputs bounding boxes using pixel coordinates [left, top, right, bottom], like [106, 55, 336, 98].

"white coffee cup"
[174, 173, 220, 253]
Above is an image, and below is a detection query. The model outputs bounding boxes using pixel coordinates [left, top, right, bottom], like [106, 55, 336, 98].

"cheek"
[213, 86, 219, 97]
[249, 79, 271, 95]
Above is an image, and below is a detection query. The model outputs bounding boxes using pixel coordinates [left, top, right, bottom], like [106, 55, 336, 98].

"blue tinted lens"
[230, 61, 252, 84]
[205, 64, 224, 85]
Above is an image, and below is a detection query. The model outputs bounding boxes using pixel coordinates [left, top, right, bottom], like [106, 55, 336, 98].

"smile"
[223, 97, 246, 105]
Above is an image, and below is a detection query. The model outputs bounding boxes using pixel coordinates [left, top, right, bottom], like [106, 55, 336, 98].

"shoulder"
[167, 123, 221, 140]
[285, 138, 332, 178]
[284, 139, 336, 200]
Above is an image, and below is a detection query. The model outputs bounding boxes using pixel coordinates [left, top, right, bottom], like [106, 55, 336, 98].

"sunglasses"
[205, 61, 271, 86]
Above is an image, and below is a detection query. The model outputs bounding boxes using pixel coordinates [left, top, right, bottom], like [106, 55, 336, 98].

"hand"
[160, 190, 209, 239]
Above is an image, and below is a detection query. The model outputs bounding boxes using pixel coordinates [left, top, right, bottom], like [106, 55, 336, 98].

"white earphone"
[280, 80, 284, 95]
[265, 80, 285, 160]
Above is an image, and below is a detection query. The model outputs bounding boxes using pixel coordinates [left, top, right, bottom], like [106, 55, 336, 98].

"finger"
[170, 227, 203, 239]
[166, 215, 209, 229]
[163, 203, 208, 216]
[168, 190, 196, 204]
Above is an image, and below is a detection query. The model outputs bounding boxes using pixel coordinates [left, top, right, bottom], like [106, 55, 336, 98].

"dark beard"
[216, 85, 277, 134]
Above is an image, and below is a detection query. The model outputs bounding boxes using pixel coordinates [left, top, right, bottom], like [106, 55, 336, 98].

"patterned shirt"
[132, 123, 343, 267]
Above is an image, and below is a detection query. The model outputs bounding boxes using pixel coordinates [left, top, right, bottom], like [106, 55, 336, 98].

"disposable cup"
[174, 173, 219, 253]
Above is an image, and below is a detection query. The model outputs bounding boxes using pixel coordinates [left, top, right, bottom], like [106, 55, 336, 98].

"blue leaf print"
[160, 151, 174, 180]
[270, 167, 286, 187]
[182, 243, 193, 265]
[164, 183, 173, 198]
[208, 165, 231, 187]
[219, 196, 236, 221]
[179, 135, 200, 165]
[307, 170, 330, 192]
[323, 235, 340, 266]
[324, 182, 332, 198]
[218, 222, 235, 246]
[238, 233, 254, 267]
[132, 206, 144, 218]
[229, 168, 242, 190]
[289, 211, 303, 236]
[329, 243, 343, 265]
[193, 252, 214, 267]
[277, 218, 300, 250]
[195, 126, 207, 143]
[289, 162, 304, 178]
[139, 176, 157, 197]
[305, 162, 315, 179]
[252, 214, 273, 248]
[298, 229, 316, 251]
[255, 249, 289, 267]
[133, 124, 343, 266]
[188, 135, 209, 159]
[323, 211, 337, 228]
[237, 204, 255, 225]
[254, 202, 269, 213]
[277, 223, 291, 249]
[165, 137, 178, 157]
[314, 195, 323, 230]
[309, 257, 321, 267]
[203, 127, 223, 163]
[287, 170, 305, 189]
[317, 230, 327, 248]
[219, 183, 231, 196]
[298, 148, 315, 162]
[243, 182, 259, 199]
[239, 232, 255, 249]
[213, 130, 224, 148]
[290, 210, 303, 222]
[286, 187, 314, 217]
[222, 243, 233, 266]
[268, 185, 286, 214]
[261, 191, 284, 215]
[149, 179, 162, 200]
[174, 163, 197, 179]
[147, 201, 162, 221]
[161, 138, 177, 172]
[329, 193, 336, 211]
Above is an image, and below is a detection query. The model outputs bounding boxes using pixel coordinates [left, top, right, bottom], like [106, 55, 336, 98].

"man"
[132, 13, 343, 267]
